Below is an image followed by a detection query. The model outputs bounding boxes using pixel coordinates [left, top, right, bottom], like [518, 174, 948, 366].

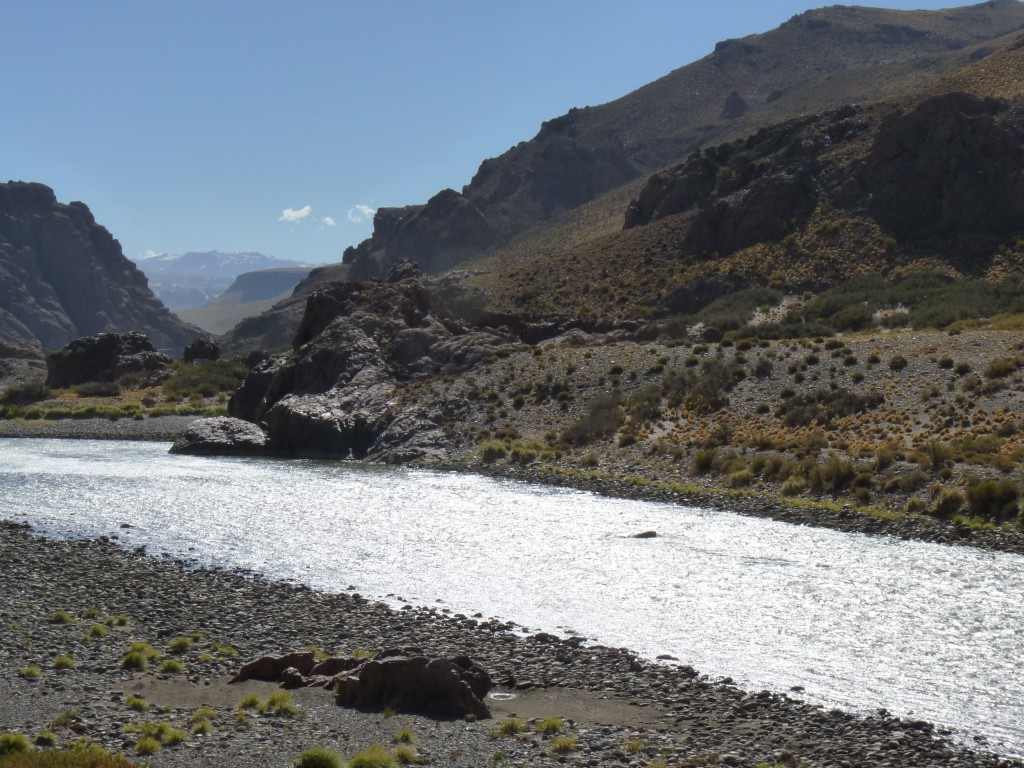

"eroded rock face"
[169, 417, 271, 456]
[0, 182, 200, 350]
[223, 275, 522, 462]
[45, 332, 171, 388]
[848, 93, 1024, 238]
[183, 336, 220, 362]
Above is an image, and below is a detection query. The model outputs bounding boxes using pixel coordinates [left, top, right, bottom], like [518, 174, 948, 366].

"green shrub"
[393, 745, 422, 765]
[48, 610, 74, 625]
[348, 744, 399, 768]
[72, 381, 121, 397]
[479, 441, 507, 462]
[53, 655, 75, 671]
[966, 479, 1020, 524]
[293, 747, 346, 768]
[0, 379, 50, 405]
[125, 696, 148, 712]
[260, 691, 302, 718]
[983, 357, 1020, 379]
[134, 737, 160, 756]
[561, 394, 624, 445]
[550, 736, 578, 754]
[33, 732, 58, 748]
[535, 717, 564, 735]
[488, 717, 528, 739]
[18, 665, 42, 680]
[393, 729, 417, 745]
[161, 359, 249, 398]
[167, 636, 193, 654]
[0, 732, 33, 756]
[160, 660, 184, 674]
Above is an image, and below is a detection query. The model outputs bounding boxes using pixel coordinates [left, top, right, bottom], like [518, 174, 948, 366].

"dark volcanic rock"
[169, 416, 271, 456]
[844, 93, 1024, 238]
[45, 331, 171, 388]
[0, 181, 200, 350]
[183, 336, 220, 362]
[334, 653, 492, 720]
[222, 275, 523, 462]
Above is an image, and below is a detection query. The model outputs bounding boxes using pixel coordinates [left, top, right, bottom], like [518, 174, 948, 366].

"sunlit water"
[1, 438, 1022, 756]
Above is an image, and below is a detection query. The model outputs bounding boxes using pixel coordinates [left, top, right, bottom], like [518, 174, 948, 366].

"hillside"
[340, 0, 1024, 282]
[0, 182, 200, 351]
[178, 267, 311, 335]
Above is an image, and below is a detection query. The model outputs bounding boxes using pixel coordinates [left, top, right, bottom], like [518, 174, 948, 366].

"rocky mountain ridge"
[0, 182, 200, 351]
[340, 0, 1024, 282]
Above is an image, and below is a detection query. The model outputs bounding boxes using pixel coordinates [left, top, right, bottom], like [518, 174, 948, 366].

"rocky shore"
[0, 520, 1020, 768]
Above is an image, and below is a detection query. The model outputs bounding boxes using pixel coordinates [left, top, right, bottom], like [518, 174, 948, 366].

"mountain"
[177, 267, 311, 335]
[135, 251, 309, 310]
[217, 0, 1024, 352]
[340, 0, 1024, 282]
[0, 181, 201, 351]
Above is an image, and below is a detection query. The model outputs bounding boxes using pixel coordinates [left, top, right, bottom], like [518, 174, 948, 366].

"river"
[1, 437, 1021, 756]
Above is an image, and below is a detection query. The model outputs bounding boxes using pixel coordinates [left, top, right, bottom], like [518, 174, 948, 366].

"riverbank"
[4, 410, 1024, 557]
[0, 520, 1018, 768]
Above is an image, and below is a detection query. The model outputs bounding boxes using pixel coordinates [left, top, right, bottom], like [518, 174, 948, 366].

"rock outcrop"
[168, 417, 271, 456]
[625, 93, 1024, 259]
[214, 275, 523, 462]
[0, 182, 201, 350]
[45, 332, 171, 388]
[230, 649, 493, 720]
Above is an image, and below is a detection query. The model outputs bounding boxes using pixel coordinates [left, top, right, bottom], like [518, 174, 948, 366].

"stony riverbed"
[0, 520, 1018, 768]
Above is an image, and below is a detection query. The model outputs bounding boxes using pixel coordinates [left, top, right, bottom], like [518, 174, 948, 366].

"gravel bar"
[0, 520, 1018, 768]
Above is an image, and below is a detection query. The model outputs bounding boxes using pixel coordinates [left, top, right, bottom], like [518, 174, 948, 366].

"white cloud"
[347, 204, 376, 223]
[279, 205, 312, 223]
[322, 216, 337, 227]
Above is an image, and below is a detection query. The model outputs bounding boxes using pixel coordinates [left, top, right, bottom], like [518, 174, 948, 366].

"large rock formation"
[45, 332, 172, 388]
[0, 182, 201, 350]
[624, 93, 1024, 259]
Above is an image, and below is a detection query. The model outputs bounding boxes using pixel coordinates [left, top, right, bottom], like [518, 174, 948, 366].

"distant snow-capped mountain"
[134, 251, 312, 310]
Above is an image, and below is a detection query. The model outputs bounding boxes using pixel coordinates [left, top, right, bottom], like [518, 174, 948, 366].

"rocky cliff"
[0, 182, 200, 351]
[341, 1, 1024, 281]
[623, 92, 1024, 263]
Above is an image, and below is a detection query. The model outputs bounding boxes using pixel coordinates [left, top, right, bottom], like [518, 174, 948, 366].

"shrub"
[134, 737, 160, 756]
[535, 717, 564, 735]
[663, 359, 739, 414]
[888, 354, 908, 371]
[125, 696, 148, 712]
[160, 660, 184, 674]
[348, 744, 399, 768]
[167, 636, 193, 654]
[966, 479, 1020, 524]
[931, 490, 966, 519]
[88, 624, 108, 638]
[53, 655, 75, 671]
[161, 359, 249, 398]
[18, 665, 42, 680]
[237, 694, 261, 712]
[0, 379, 50, 405]
[393, 729, 417, 745]
[550, 736, 578, 754]
[488, 717, 528, 738]
[561, 394, 624, 445]
[293, 747, 346, 768]
[48, 610, 74, 625]
[983, 357, 1020, 379]
[33, 732, 58, 747]
[0, 732, 33, 756]
[393, 745, 422, 764]
[260, 691, 302, 718]
[72, 381, 121, 397]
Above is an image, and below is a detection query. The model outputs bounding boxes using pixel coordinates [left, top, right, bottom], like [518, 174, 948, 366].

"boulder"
[334, 653, 492, 720]
[169, 417, 271, 456]
[183, 336, 220, 362]
[229, 651, 316, 683]
[45, 332, 171, 388]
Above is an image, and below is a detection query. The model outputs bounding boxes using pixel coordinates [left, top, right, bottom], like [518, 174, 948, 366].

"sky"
[1, 0, 975, 265]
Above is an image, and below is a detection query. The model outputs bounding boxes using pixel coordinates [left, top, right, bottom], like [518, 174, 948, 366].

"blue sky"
[1, 1, 969, 265]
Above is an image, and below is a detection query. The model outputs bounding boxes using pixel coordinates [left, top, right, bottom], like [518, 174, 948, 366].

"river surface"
[1, 438, 1022, 755]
